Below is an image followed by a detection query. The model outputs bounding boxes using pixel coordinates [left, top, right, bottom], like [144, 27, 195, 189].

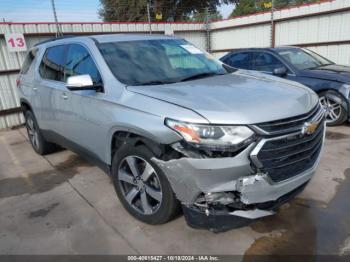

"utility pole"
[204, 7, 211, 52]
[51, 0, 62, 37]
[270, 0, 275, 47]
[147, 1, 152, 34]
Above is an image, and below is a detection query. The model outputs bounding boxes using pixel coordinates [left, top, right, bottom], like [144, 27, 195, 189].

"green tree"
[99, 0, 233, 22]
[274, 0, 289, 8]
[99, 0, 148, 22]
[230, 0, 258, 17]
[192, 10, 223, 22]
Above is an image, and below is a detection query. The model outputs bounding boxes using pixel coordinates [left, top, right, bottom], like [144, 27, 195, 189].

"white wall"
[210, 0, 350, 61]
[275, 12, 350, 45]
[211, 24, 271, 51]
[308, 44, 350, 65]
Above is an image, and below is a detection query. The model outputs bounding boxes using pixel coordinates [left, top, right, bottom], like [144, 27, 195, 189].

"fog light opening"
[205, 192, 236, 206]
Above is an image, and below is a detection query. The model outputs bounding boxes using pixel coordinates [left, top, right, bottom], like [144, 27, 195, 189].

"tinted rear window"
[224, 52, 252, 70]
[39, 45, 66, 81]
[21, 49, 38, 74]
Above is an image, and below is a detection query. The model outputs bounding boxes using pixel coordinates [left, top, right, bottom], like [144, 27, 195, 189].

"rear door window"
[223, 52, 252, 70]
[64, 44, 102, 85]
[20, 48, 38, 74]
[39, 45, 67, 82]
[251, 52, 285, 73]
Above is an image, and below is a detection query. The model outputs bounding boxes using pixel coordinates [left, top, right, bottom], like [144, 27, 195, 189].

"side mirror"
[273, 67, 288, 77]
[66, 75, 101, 91]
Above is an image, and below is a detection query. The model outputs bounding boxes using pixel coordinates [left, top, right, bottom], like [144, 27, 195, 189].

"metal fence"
[0, 0, 349, 129]
[210, 0, 350, 61]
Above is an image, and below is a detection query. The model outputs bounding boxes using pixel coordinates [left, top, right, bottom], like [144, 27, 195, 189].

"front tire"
[111, 145, 180, 224]
[24, 110, 58, 155]
[319, 90, 348, 126]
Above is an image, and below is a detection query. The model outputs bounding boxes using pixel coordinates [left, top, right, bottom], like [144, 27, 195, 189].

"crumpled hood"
[299, 64, 350, 83]
[127, 70, 319, 124]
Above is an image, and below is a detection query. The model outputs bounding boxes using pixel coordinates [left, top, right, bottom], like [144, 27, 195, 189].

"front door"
[59, 43, 106, 161]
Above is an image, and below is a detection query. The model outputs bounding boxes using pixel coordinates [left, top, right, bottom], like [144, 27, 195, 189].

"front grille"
[256, 103, 322, 135]
[251, 104, 325, 183]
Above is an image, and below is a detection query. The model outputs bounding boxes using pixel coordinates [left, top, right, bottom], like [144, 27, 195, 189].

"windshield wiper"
[138, 80, 175, 86]
[180, 72, 225, 82]
[307, 63, 334, 70]
[137, 72, 225, 85]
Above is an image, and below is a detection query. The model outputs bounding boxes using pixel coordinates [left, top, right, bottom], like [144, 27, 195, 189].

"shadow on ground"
[0, 155, 92, 198]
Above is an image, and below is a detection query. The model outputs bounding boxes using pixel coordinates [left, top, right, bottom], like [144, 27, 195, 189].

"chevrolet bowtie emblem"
[302, 122, 318, 135]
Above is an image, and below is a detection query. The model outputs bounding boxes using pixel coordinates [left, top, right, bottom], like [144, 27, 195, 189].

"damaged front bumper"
[182, 180, 308, 232]
[152, 140, 321, 231]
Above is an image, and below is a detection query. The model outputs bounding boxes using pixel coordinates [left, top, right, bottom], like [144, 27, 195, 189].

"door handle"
[62, 92, 68, 100]
[33, 87, 38, 91]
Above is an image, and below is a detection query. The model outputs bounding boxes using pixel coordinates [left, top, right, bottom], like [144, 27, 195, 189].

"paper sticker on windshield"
[205, 52, 215, 60]
[181, 44, 203, 54]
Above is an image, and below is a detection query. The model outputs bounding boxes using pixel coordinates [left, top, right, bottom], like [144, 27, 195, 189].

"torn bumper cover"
[152, 142, 320, 230]
[182, 181, 308, 232]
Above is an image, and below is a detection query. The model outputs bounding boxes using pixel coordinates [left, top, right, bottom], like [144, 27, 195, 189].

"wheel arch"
[317, 88, 348, 111]
[20, 98, 33, 113]
[107, 126, 167, 166]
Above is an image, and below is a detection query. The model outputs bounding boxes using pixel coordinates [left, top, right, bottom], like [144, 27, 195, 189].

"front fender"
[296, 78, 348, 111]
[105, 120, 182, 165]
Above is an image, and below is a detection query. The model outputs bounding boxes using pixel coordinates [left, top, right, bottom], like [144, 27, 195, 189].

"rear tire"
[111, 144, 181, 224]
[319, 90, 347, 126]
[24, 110, 58, 155]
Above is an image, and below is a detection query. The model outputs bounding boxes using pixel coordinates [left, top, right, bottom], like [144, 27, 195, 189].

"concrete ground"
[0, 126, 350, 256]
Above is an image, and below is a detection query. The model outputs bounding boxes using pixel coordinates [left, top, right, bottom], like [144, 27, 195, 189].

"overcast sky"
[0, 0, 234, 22]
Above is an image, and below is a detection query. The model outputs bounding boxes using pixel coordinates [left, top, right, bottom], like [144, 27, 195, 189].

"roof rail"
[34, 35, 76, 46]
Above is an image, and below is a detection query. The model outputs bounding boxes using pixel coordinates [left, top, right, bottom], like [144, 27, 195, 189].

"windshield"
[98, 39, 228, 85]
[277, 48, 333, 70]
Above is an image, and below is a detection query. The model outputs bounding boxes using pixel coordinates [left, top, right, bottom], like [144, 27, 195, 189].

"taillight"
[16, 78, 20, 87]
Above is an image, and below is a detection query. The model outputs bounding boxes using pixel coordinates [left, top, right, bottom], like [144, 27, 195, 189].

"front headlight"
[165, 118, 255, 151]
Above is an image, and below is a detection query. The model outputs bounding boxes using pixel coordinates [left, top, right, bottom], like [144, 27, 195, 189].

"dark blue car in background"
[220, 47, 350, 126]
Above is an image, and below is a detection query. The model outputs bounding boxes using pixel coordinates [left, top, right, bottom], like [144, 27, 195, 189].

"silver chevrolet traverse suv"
[18, 34, 325, 231]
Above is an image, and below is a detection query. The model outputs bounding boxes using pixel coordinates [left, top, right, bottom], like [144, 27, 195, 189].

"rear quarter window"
[20, 49, 38, 74]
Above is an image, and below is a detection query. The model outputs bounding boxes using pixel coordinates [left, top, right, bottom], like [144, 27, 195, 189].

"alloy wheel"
[319, 96, 342, 124]
[26, 116, 39, 150]
[118, 155, 163, 215]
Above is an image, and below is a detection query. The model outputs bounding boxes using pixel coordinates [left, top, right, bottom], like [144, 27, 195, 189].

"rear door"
[37, 44, 68, 134]
[221, 52, 253, 70]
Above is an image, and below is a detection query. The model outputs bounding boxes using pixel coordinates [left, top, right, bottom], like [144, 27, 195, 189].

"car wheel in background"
[24, 110, 58, 155]
[111, 145, 180, 224]
[319, 90, 347, 126]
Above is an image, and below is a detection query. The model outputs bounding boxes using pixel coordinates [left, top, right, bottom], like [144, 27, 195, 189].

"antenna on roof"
[51, 0, 62, 37]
